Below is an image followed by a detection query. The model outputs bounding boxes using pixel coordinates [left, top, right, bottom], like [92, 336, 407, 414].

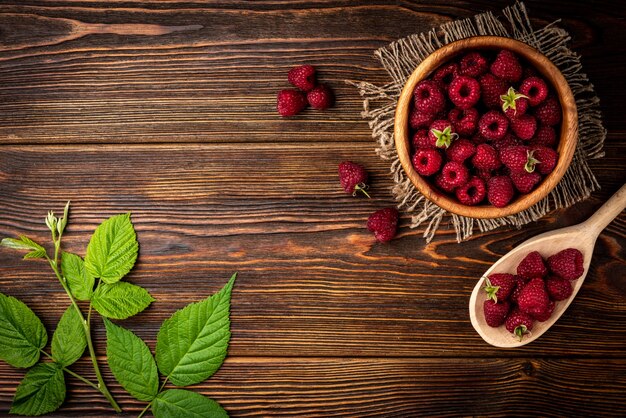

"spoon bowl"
[470, 183, 626, 347]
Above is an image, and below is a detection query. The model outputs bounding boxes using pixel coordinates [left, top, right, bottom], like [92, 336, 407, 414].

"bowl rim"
[394, 35, 578, 219]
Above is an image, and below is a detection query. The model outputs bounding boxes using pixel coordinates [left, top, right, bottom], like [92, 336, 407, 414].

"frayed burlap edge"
[347, 1, 606, 243]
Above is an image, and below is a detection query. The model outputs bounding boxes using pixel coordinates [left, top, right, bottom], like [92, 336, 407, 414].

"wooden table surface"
[1, 1, 625, 416]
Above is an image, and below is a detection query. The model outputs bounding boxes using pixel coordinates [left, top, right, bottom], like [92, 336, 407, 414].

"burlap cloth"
[349, 1, 606, 242]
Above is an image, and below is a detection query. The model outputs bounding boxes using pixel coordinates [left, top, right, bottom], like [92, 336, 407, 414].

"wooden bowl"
[394, 36, 578, 219]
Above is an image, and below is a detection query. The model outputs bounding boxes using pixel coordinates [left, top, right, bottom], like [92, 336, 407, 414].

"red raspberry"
[448, 107, 478, 136]
[520, 76, 549, 106]
[532, 146, 558, 175]
[510, 170, 542, 194]
[435, 173, 457, 193]
[479, 110, 509, 141]
[517, 277, 550, 316]
[547, 248, 584, 280]
[307, 84, 334, 109]
[409, 107, 436, 130]
[472, 144, 501, 171]
[546, 276, 573, 301]
[500, 87, 529, 120]
[487, 175, 515, 207]
[366, 208, 399, 243]
[477, 169, 494, 183]
[432, 62, 459, 90]
[287, 65, 316, 91]
[505, 309, 534, 340]
[509, 275, 527, 304]
[413, 80, 446, 115]
[471, 133, 489, 145]
[455, 176, 486, 206]
[531, 125, 557, 148]
[484, 273, 516, 303]
[441, 161, 469, 188]
[483, 299, 510, 327]
[412, 149, 443, 176]
[500, 145, 537, 173]
[532, 300, 555, 322]
[429, 120, 457, 149]
[511, 114, 537, 141]
[517, 251, 548, 279]
[338, 161, 370, 197]
[446, 139, 476, 163]
[277, 89, 308, 117]
[458, 52, 488, 77]
[448, 76, 481, 109]
[412, 129, 435, 150]
[479, 73, 508, 109]
[492, 133, 521, 153]
[490, 49, 522, 82]
[534, 96, 562, 126]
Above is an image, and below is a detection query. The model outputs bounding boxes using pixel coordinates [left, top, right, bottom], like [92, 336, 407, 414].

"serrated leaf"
[92, 282, 154, 320]
[1, 236, 46, 260]
[51, 306, 86, 367]
[104, 319, 158, 402]
[84, 213, 138, 284]
[61, 252, 94, 301]
[10, 362, 66, 416]
[156, 274, 236, 386]
[152, 389, 228, 418]
[24, 249, 47, 259]
[0, 293, 47, 368]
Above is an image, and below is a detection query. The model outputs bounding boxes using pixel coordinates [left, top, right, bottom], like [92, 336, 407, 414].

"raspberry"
[492, 133, 521, 153]
[532, 146, 558, 175]
[448, 76, 481, 109]
[532, 300, 555, 322]
[455, 176, 486, 206]
[546, 276, 573, 301]
[412, 129, 436, 150]
[472, 144, 501, 171]
[520, 76, 549, 106]
[429, 120, 457, 149]
[412, 149, 443, 176]
[531, 125, 557, 148]
[338, 161, 370, 197]
[510, 170, 542, 194]
[484, 273, 516, 303]
[287, 64, 317, 91]
[483, 300, 510, 328]
[459, 52, 488, 77]
[446, 139, 476, 163]
[277, 89, 308, 117]
[448, 107, 478, 136]
[517, 277, 550, 316]
[534, 96, 561, 126]
[478, 110, 509, 141]
[510, 114, 537, 141]
[477, 169, 494, 183]
[367, 208, 399, 243]
[516, 251, 548, 279]
[505, 309, 534, 340]
[409, 107, 436, 130]
[435, 173, 457, 193]
[547, 248, 584, 280]
[441, 161, 469, 188]
[479, 73, 508, 109]
[307, 84, 334, 109]
[432, 62, 459, 90]
[487, 175, 515, 207]
[500, 145, 537, 173]
[490, 49, 522, 82]
[413, 80, 446, 115]
[500, 87, 529, 120]
[509, 275, 527, 304]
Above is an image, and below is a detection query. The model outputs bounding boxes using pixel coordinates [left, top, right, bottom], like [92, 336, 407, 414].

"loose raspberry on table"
[479, 110, 509, 141]
[517, 251, 548, 279]
[532, 146, 558, 175]
[534, 96, 562, 126]
[367, 207, 399, 243]
[446, 138, 476, 163]
[307, 84, 334, 110]
[500, 145, 537, 173]
[432, 61, 459, 90]
[412, 129, 436, 150]
[338, 161, 370, 197]
[441, 161, 470, 188]
[287, 64, 317, 91]
[484, 273, 516, 303]
[479, 73, 508, 109]
[277, 89, 308, 117]
[511, 114, 537, 141]
[484, 299, 510, 327]
[505, 309, 534, 340]
[510, 170, 542, 194]
[500, 87, 529, 120]
[531, 125, 557, 148]
[459, 52, 489, 77]
[448, 76, 481, 109]
[410, 107, 436, 130]
[520, 76, 549, 106]
[547, 248, 584, 280]
[517, 277, 550, 316]
[490, 49, 522, 82]
[487, 175, 515, 207]
[472, 143, 501, 171]
[412, 149, 443, 176]
[455, 176, 486, 206]
[413, 80, 446, 115]
[546, 276, 573, 301]
[429, 120, 457, 149]
[448, 107, 479, 136]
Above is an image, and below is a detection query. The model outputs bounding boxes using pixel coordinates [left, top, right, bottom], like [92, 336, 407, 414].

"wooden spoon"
[470, 183, 626, 347]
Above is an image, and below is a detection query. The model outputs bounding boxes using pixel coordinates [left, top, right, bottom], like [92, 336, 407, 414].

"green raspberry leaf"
[85, 213, 138, 284]
[51, 306, 86, 367]
[0, 293, 47, 368]
[104, 319, 158, 402]
[92, 282, 154, 320]
[156, 273, 236, 386]
[10, 362, 66, 416]
[61, 252, 94, 301]
[1, 236, 46, 260]
[152, 389, 228, 418]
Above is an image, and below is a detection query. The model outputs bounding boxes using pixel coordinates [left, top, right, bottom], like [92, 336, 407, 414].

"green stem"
[40, 350, 100, 391]
[136, 402, 152, 418]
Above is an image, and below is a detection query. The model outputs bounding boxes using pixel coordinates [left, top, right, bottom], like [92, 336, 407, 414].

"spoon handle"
[583, 183, 626, 236]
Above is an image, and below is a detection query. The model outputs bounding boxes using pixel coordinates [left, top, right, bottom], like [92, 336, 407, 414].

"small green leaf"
[0, 293, 47, 368]
[10, 362, 66, 416]
[152, 389, 228, 418]
[85, 213, 138, 284]
[1, 236, 46, 260]
[61, 252, 94, 301]
[57, 201, 70, 236]
[104, 319, 158, 402]
[92, 282, 154, 320]
[51, 306, 86, 367]
[156, 274, 236, 386]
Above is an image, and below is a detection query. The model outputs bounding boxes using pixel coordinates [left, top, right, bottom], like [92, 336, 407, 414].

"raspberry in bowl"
[394, 36, 578, 218]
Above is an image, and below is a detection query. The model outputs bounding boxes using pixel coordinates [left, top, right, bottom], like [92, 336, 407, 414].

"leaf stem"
[136, 401, 152, 418]
[39, 350, 101, 391]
